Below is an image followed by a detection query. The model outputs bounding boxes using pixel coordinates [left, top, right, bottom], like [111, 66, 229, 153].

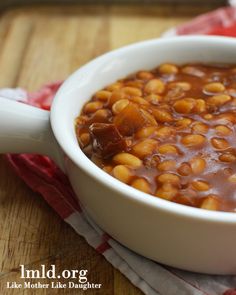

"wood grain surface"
[0, 4, 220, 294]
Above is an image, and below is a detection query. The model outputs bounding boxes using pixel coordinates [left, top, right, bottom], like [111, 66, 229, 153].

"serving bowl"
[1, 36, 236, 275]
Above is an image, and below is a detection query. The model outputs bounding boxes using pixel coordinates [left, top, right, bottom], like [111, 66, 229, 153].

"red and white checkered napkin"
[4, 4, 236, 295]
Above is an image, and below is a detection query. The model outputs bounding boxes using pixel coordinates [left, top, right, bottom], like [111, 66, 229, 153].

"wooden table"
[0, 3, 221, 294]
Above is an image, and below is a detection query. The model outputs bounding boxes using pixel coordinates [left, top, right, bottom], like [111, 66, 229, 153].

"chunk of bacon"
[114, 103, 154, 136]
[89, 123, 127, 158]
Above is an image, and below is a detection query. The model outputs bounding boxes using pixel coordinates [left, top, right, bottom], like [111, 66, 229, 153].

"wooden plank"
[0, 12, 34, 88]
[0, 4, 219, 294]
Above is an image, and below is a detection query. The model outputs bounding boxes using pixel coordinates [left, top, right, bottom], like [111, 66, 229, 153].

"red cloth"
[209, 22, 236, 36]
[175, 6, 236, 36]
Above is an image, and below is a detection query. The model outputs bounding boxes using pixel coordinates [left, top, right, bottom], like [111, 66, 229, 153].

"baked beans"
[75, 63, 236, 212]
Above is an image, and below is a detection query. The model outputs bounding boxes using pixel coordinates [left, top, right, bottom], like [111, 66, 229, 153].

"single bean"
[131, 178, 151, 193]
[204, 82, 225, 93]
[84, 101, 103, 113]
[136, 126, 158, 139]
[219, 153, 236, 163]
[106, 82, 123, 91]
[113, 165, 132, 183]
[123, 86, 142, 97]
[159, 63, 178, 75]
[131, 96, 149, 105]
[152, 108, 173, 123]
[215, 125, 232, 136]
[95, 90, 111, 101]
[169, 82, 191, 91]
[176, 118, 192, 128]
[132, 139, 158, 159]
[157, 160, 176, 171]
[112, 99, 130, 114]
[94, 109, 111, 119]
[177, 162, 192, 176]
[157, 173, 180, 184]
[192, 180, 210, 191]
[211, 137, 229, 150]
[207, 94, 231, 106]
[158, 144, 178, 154]
[155, 126, 175, 138]
[173, 98, 195, 114]
[156, 184, 178, 200]
[113, 153, 142, 167]
[144, 79, 165, 94]
[192, 122, 209, 134]
[79, 133, 90, 147]
[189, 158, 206, 174]
[181, 134, 205, 147]
[137, 71, 154, 80]
[200, 195, 220, 210]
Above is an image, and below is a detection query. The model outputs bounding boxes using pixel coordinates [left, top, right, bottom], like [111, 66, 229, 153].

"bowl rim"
[51, 35, 236, 223]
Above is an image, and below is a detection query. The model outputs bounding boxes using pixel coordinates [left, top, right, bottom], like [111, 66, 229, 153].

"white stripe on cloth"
[0, 88, 27, 101]
[229, 0, 236, 7]
[161, 28, 177, 38]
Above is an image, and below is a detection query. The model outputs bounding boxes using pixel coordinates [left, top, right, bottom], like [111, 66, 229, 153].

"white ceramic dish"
[1, 36, 236, 275]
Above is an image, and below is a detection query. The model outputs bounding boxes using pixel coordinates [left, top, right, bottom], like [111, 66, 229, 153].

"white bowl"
[1, 36, 236, 274]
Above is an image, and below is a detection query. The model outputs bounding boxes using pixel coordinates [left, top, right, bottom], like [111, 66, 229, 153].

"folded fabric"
[3, 5, 236, 295]
[163, 6, 236, 37]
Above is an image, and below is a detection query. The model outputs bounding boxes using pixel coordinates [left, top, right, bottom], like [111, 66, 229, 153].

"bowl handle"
[0, 97, 65, 171]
